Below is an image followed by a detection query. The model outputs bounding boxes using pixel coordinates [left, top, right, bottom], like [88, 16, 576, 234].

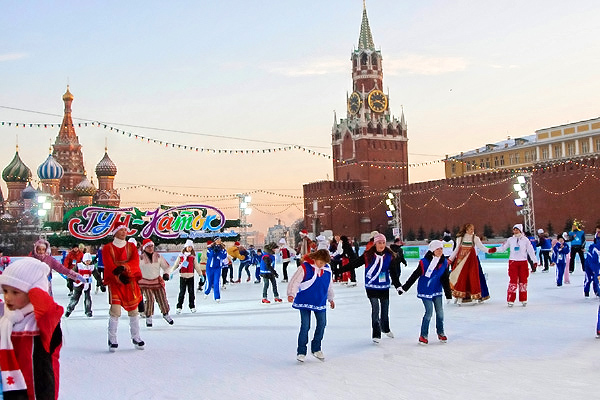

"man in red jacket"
[63, 243, 83, 296]
[102, 221, 144, 352]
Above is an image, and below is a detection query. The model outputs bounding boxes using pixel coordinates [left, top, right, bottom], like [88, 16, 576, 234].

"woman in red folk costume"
[448, 223, 496, 305]
[102, 221, 144, 352]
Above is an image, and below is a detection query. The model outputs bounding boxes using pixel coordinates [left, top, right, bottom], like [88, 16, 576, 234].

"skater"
[339, 233, 402, 343]
[93, 245, 106, 294]
[196, 242, 208, 291]
[0, 248, 10, 272]
[448, 223, 496, 304]
[204, 237, 229, 302]
[0, 258, 63, 399]
[227, 241, 248, 283]
[496, 224, 538, 307]
[138, 239, 174, 326]
[398, 240, 452, 345]
[567, 220, 586, 273]
[287, 249, 335, 362]
[277, 238, 294, 282]
[65, 252, 94, 317]
[551, 235, 569, 287]
[337, 235, 359, 285]
[63, 243, 83, 296]
[260, 242, 282, 303]
[583, 236, 600, 298]
[172, 239, 203, 313]
[537, 229, 552, 272]
[252, 247, 263, 283]
[29, 238, 85, 297]
[103, 221, 145, 351]
[441, 231, 454, 260]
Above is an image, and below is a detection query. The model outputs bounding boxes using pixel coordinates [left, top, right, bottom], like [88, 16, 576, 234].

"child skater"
[551, 235, 570, 287]
[287, 249, 335, 362]
[65, 252, 94, 317]
[584, 235, 600, 298]
[172, 239, 203, 313]
[398, 240, 452, 345]
[260, 243, 282, 303]
[0, 258, 64, 399]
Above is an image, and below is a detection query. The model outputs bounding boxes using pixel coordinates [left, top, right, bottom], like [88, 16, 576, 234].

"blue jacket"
[260, 253, 276, 276]
[402, 252, 451, 300]
[206, 244, 228, 269]
[585, 242, 600, 272]
[569, 229, 586, 246]
[552, 242, 570, 266]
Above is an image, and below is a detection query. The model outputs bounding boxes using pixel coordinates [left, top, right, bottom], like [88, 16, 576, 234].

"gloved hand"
[488, 247, 497, 254]
[162, 273, 170, 281]
[118, 274, 131, 284]
[112, 265, 125, 275]
[273, 272, 279, 279]
[397, 287, 405, 296]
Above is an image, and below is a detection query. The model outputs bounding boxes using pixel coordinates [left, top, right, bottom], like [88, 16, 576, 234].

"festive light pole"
[512, 173, 535, 234]
[385, 189, 403, 240]
[237, 194, 252, 246]
[36, 193, 52, 237]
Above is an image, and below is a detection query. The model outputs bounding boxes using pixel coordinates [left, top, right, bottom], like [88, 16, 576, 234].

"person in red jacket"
[63, 243, 83, 296]
[0, 257, 63, 399]
[102, 221, 144, 352]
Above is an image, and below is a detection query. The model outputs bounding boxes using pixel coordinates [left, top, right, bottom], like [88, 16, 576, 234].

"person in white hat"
[103, 221, 144, 351]
[172, 239, 203, 312]
[0, 258, 63, 399]
[338, 233, 402, 343]
[64, 252, 94, 318]
[495, 224, 538, 307]
[397, 240, 451, 345]
[277, 238, 295, 283]
[537, 228, 552, 272]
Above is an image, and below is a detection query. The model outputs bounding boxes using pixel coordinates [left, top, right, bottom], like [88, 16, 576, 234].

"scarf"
[425, 256, 440, 278]
[0, 303, 35, 396]
[366, 253, 385, 284]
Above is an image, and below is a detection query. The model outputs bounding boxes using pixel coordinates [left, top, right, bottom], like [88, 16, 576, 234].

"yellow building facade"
[445, 117, 600, 177]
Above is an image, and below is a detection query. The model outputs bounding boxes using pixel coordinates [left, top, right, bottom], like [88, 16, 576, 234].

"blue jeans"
[369, 297, 390, 339]
[204, 266, 221, 300]
[297, 308, 327, 355]
[420, 296, 444, 338]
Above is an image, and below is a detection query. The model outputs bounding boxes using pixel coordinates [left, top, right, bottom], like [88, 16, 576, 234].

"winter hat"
[278, 238, 287, 245]
[206, 240, 213, 246]
[33, 239, 51, 255]
[264, 242, 278, 253]
[428, 240, 444, 252]
[82, 253, 93, 263]
[0, 257, 50, 293]
[184, 239, 194, 248]
[373, 233, 386, 244]
[513, 224, 523, 232]
[316, 235, 326, 242]
[300, 229, 308, 237]
[234, 241, 240, 246]
[142, 239, 154, 250]
[112, 221, 128, 235]
[370, 231, 379, 238]
[537, 229, 544, 234]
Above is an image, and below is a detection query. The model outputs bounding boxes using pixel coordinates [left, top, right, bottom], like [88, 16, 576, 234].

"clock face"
[368, 89, 388, 113]
[348, 92, 362, 115]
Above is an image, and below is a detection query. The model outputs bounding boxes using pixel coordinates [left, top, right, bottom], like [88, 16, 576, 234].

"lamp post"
[237, 193, 252, 246]
[512, 173, 535, 234]
[36, 194, 52, 238]
[386, 190, 403, 240]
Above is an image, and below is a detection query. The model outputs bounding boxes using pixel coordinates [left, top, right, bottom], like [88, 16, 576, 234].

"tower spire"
[358, 0, 375, 50]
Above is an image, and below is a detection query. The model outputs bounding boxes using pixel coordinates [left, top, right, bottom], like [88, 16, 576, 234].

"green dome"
[2, 151, 32, 183]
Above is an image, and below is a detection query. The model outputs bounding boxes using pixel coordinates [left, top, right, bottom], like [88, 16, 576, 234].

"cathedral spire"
[358, 0, 375, 51]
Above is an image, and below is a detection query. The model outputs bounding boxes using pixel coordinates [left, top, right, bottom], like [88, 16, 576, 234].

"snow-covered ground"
[58, 259, 599, 400]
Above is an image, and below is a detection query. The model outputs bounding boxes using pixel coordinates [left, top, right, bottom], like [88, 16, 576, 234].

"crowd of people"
[0, 220, 599, 397]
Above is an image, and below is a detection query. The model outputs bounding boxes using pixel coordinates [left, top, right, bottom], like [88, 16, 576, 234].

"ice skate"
[163, 314, 174, 325]
[312, 351, 325, 361]
[384, 331, 394, 338]
[262, 298, 271, 304]
[419, 336, 428, 345]
[297, 354, 306, 362]
[438, 334, 448, 343]
[146, 316, 153, 327]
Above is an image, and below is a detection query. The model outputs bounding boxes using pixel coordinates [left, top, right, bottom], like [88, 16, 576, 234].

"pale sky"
[1, 0, 599, 235]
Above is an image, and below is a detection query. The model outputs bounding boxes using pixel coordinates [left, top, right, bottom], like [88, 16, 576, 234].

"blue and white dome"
[37, 154, 64, 180]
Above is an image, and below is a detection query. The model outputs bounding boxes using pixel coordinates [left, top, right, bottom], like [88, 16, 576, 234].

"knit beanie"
[373, 233, 386, 244]
[82, 253, 93, 263]
[184, 239, 194, 248]
[0, 257, 50, 293]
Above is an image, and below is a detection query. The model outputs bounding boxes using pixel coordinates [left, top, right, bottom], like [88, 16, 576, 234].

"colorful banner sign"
[68, 204, 236, 241]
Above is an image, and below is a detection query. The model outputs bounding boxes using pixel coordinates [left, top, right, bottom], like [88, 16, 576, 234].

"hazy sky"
[1, 0, 599, 235]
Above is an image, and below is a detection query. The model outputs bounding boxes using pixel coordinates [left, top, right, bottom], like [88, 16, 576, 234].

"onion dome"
[37, 154, 64, 180]
[62, 85, 74, 102]
[74, 176, 97, 197]
[21, 182, 37, 200]
[95, 151, 117, 177]
[2, 150, 32, 183]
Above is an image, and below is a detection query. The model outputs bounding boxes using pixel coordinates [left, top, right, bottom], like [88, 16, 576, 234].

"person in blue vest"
[203, 237, 228, 303]
[260, 242, 282, 303]
[339, 233, 401, 343]
[537, 229, 553, 272]
[551, 235, 570, 287]
[583, 235, 600, 298]
[398, 240, 452, 345]
[568, 220, 586, 273]
[287, 249, 335, 362]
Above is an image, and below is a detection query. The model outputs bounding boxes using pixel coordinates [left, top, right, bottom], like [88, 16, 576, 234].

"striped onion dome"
[95, 152, 117, 177]
[37, 154, 64, 180]
[2, 151, 32, 183]
[74, 176, 97, 197]
[21, 182, 37, 200]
